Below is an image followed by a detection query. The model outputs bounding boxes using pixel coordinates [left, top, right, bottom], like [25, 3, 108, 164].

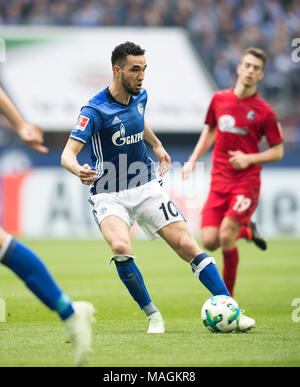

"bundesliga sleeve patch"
[75, 115, 90, 131]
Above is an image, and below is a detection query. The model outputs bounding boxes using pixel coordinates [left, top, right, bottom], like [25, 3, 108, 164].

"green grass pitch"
[0, 238, 300, 367]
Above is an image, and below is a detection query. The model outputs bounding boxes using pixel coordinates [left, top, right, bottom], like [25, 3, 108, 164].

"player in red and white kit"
[182, 47, 284, 297]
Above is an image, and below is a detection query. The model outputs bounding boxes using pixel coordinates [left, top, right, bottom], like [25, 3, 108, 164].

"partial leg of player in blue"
[112, 255, 164, 334]
[190, 252, 231, 296]
[0, 234, 95, 366]
[190, 252, 255, 331]
[111, 251, 254, 333]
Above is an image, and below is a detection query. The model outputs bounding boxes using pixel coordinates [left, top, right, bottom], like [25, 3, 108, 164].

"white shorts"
[89, 179, 185, 240]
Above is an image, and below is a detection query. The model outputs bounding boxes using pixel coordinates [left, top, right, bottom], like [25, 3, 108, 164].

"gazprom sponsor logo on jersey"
[112, 123, 144, 146]
[218, 114, 248, 135]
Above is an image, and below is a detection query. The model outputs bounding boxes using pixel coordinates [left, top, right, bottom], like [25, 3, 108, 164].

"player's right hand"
[17, 123, 49, 154]
[181, 161, 195, 179]
[78, 164, 98, 185]
[153, 145, 171, 177]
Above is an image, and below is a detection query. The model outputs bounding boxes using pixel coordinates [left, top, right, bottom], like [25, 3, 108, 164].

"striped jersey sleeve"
[70, 107, 102, 143]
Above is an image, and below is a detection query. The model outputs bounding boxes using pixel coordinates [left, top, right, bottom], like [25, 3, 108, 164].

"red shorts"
[201, 181, 260, 228]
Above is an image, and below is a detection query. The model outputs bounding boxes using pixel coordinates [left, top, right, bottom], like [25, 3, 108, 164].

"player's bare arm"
[0, 87, 48, 154]
[228, 143, 284, 170]
[182, 125, 216, 179]
[61, 138, 98, 185]
[144, 121, 171, 177]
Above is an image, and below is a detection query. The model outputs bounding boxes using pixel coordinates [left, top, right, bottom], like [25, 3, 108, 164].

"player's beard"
[121, 73, 140, 96]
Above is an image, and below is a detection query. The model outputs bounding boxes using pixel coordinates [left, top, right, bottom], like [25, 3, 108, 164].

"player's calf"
[172, 234, 201, 262]
[158, 222, 200, 262]
[219, 218, 240, 251]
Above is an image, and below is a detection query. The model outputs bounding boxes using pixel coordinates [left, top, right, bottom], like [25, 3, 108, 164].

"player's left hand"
[153, 145, 171, 177]
[17, 123, 49, 154]
[228, 150, 251, 170]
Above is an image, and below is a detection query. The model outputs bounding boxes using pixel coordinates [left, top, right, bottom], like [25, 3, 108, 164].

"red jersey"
[205, 88, 283, 188]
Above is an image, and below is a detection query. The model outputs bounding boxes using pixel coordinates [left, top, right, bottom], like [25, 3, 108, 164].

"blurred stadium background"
[0, 0, 299, 240]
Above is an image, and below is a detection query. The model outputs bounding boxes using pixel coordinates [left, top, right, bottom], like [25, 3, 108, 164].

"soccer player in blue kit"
[0, 87, 95, 366]
[61, 42, 255, 332]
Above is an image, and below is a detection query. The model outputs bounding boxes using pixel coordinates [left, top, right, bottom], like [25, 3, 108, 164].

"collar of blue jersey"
[105, 87, 133, 106]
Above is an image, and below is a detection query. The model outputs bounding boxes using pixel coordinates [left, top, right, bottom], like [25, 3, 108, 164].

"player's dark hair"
[111, 42, 145, 68]
[241, 47, 267, 69]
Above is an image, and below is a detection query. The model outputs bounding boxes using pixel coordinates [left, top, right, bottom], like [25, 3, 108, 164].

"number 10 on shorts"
[159, 201, 179, 221]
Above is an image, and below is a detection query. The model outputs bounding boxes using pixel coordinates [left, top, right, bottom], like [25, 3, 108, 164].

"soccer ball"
[201, 295, 240, 333]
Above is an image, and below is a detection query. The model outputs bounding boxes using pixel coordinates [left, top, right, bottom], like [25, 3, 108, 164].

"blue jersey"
[70, 87, 156, 194]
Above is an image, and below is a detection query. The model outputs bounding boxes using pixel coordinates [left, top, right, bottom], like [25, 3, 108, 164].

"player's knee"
[200, 235, 219, 251]
[219, 230, 235, 250]
[200, 229, 219, 251]
[201, 240, 219, 251]
[110, 240, 132, 256]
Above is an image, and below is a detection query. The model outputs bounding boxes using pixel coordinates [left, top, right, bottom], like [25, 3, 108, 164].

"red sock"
[222, 247, 239, 297]
[237, 226, 252, 240]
